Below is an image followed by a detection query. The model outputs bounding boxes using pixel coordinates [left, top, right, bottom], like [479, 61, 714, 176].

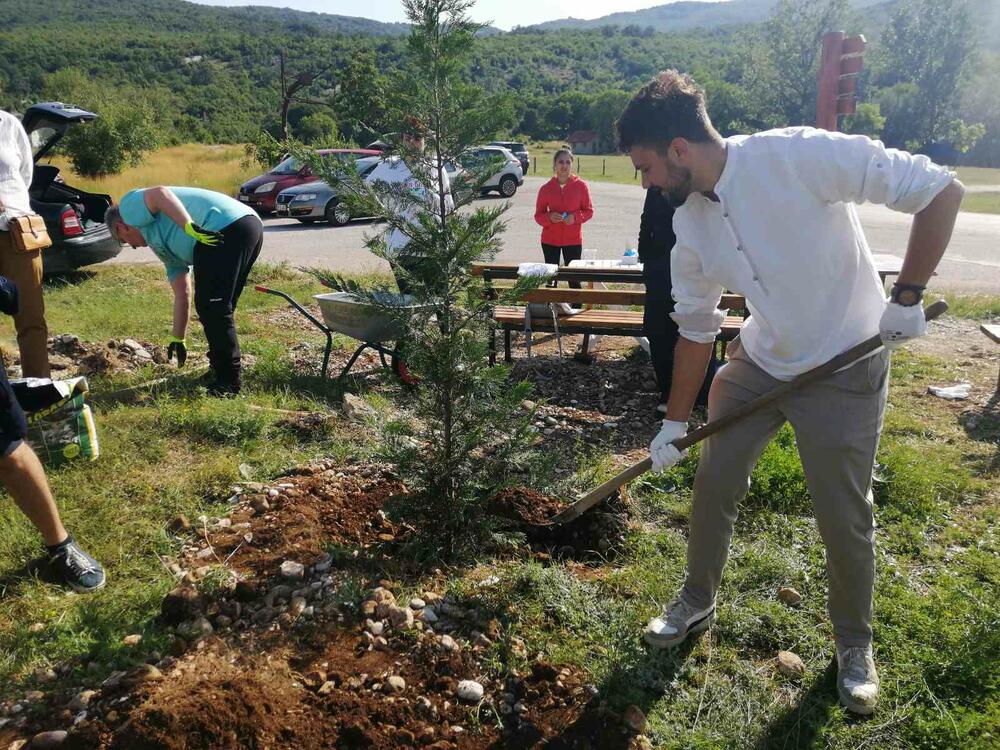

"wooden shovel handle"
[551, 300, 948, 524]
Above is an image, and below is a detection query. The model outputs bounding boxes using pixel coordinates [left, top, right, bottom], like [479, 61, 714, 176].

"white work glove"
[879, 300, 926, 350]
[649, 419, 688, 473]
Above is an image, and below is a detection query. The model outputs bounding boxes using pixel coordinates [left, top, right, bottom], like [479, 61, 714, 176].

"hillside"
[529, 0, 886, 32]
[0, 0, 413, 35]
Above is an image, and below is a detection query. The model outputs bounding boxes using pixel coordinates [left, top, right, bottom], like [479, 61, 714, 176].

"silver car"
[274, 155, 382, 225]
[454, 145, 524, 197]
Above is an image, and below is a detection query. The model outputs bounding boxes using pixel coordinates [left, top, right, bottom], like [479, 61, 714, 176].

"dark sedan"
[22, 103, 119, 274]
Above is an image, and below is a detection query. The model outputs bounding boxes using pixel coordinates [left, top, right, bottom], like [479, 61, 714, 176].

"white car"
[449, 145, 524, 198]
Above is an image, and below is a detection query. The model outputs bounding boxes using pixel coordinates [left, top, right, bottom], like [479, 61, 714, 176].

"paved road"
[112, 176, 999, 292]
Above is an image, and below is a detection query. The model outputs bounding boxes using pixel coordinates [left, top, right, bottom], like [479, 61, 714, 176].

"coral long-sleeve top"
[534, 175, 594, 246]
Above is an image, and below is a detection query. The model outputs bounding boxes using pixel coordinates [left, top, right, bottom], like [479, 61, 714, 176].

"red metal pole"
[816, 31, 845, 131]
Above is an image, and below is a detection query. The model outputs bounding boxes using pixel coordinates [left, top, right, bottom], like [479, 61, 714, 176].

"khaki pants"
[682, 338, 889, 648]
[0, 231, 50, 378]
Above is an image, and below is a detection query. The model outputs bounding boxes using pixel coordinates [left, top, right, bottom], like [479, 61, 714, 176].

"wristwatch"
[890, 282, 925, 307]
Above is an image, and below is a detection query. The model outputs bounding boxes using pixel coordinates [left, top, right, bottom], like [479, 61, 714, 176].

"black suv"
[21, 103, 120, 274]
[489, 141, 529, 176]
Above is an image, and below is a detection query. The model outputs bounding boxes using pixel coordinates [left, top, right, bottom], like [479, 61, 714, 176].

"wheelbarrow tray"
[314, 292, 420, 343]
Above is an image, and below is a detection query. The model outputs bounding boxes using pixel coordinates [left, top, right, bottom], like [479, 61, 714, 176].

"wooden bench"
[488, 287, 747, 364]
[982, 324, 1000, 396]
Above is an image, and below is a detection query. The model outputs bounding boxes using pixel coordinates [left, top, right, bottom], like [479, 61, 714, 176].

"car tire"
[499, 175, 518, 197]
[325, 200, 352, 227]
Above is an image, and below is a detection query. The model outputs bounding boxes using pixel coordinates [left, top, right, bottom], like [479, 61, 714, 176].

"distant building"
[566, 130, 599, 155]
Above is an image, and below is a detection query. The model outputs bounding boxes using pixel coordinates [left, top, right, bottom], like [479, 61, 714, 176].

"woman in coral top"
[534, 146, 594, 288]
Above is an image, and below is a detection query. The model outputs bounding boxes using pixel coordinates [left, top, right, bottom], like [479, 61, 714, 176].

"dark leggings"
[193, 215, 264, 382]
[541, 243, 582, 290]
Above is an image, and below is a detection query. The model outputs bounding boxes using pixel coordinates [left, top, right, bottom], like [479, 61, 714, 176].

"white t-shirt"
[670, 127, 955, 381]
[365, 155, 455, 256]
[0, 110, 34, 231]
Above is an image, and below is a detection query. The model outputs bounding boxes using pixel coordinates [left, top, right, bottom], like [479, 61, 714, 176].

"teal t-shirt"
[118, 187, 258, 282]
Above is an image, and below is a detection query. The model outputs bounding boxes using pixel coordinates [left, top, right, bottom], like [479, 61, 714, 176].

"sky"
[187, 1, 719, 32]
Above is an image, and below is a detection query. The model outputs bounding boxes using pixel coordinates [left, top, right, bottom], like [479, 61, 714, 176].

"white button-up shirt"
[0, 109, 34, 231]
[670, 126, 955, 381]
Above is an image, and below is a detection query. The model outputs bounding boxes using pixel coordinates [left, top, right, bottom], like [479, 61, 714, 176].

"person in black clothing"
[638, 187, 717, 416]
[0, 275, 105, 592]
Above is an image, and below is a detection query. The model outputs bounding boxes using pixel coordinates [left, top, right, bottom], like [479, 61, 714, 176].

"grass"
[43, 143, 257, 202]
[960, 191, 1000, 214]
[0, 266, 998, 749]
[955, 166, 1000, 187]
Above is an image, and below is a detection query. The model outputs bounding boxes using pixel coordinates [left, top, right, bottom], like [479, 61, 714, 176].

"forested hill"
[0, 0, 413, 36]
[530, 0, 880, 31]
[0, 0, 996, 166]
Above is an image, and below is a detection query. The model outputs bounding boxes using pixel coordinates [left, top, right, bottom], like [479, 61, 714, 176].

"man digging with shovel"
[617, 71, 965, 715]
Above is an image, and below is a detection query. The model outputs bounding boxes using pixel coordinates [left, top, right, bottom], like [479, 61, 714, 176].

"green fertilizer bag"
[11, 377, 100, 467]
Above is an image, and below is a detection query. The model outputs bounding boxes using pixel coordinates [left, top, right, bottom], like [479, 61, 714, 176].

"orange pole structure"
[816, 31, 845, 131]
[816, 31, 866, 132]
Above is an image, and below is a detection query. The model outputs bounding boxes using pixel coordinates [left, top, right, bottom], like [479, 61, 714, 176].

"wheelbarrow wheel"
[390, 351, 420, 385]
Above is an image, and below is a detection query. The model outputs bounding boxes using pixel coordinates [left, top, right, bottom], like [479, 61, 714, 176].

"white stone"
[280, 561, 305, 579]
[456, 680, 484, 703]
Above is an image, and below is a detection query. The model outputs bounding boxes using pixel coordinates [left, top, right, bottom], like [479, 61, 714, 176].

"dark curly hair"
[615, 70, 716, 153]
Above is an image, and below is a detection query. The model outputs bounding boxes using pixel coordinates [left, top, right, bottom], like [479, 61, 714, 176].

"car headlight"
[292, 193, 317, 202]
[254, 182, 277, 194]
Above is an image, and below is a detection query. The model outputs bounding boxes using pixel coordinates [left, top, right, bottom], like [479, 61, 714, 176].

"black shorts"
[0, 360, 28, 457]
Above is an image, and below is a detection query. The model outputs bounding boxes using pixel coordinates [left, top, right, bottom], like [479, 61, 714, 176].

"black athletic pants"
[642, 256, 717, 407]
[193, 216, 263, 385]
[541, 243, 583, 289]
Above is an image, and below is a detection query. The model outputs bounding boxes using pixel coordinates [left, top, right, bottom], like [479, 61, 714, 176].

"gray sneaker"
[836, 645, 880, 715]
[643, 596, 715, 649]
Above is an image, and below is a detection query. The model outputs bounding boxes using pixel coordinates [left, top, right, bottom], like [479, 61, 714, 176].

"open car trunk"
[23, 103, 113, 223]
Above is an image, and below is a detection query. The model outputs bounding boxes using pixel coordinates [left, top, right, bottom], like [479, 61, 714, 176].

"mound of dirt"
[44, 334, 168, 377]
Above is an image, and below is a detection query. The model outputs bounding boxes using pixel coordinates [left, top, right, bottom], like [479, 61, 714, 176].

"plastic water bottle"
[622, 243, 638, 265]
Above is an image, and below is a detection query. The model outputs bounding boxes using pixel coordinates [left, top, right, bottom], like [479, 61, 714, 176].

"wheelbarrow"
[254, 284, 419, 382]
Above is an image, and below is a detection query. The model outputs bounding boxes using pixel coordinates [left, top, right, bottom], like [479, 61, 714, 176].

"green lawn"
[0, 266, 997, 748]
[961, 191, 1000, 214]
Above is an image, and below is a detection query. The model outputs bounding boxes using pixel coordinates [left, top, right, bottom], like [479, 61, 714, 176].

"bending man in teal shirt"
[105, 187, 263, 396]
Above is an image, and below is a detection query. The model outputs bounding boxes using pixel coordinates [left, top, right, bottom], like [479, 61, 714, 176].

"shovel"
[547, 299, 948, 526]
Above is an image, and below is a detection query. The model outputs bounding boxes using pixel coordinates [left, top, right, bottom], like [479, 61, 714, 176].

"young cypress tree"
[307, 0, 541, 560]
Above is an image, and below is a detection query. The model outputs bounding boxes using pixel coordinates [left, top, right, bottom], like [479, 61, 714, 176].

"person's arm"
[534, 186, 550, 227]
[637, 189, 656, 258]
[143, 186, 224, 245]
[664, 338, 714, 421]
[14, 118, 33, 188]
[897, 179, 965, 287]
[575, 181, 594, 225]
[170, 272, 191, 340]
[143, 186, 194, 228]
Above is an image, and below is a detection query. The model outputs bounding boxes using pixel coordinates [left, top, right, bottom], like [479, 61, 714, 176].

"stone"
[280, 561, 305, 579]
[27, 731, 68, 749]
[290, 597, 307, 617]
[384, 675, 406, 694]
[373, 636, 390, 652]
[160, 586, 204, 625]
[419, 608, 438, 624]
[266, 584, 293, 605]
[28, 623, 45, 634]
[456, 680, 484, 703]
[777, 587, 802, 606]
[622, 705, 646, 733]
[317, 681, 337, 696]
[388, 606, 414, 629]
[7, 740, 28, 750]
[416, 696, 434, 714]
[123, 634, 142, 647]
[409, 597, 426, 610]
[252, 608, 276, 625]
[176, 617, 213, 642]
[313, 554, 333, 573]
[439, 635, 457, 652]
[366, 620, 385, 637]
[68, 690, 97, 712]
[777, 650, 806, 678]
[343, 392, 376, 420]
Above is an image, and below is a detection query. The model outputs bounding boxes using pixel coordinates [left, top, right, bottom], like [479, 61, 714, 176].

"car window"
[272, 155, 300, 175]
[28, 125, 60, 158]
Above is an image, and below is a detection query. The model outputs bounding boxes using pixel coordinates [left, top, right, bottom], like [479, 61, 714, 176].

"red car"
[238, 148, 380, 213]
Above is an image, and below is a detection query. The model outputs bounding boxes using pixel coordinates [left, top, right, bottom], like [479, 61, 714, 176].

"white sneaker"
[643, 596, 715, 649]
[836, 645, 880, 715]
